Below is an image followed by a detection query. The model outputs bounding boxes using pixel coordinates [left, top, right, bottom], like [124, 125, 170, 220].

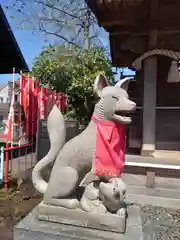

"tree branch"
[36, 0, 83, 22]
[5, 0, 105, 49]
[38, 25, 81, 47]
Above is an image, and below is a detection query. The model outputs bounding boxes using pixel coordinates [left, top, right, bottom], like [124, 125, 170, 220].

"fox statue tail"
[32, 105, 66, 194]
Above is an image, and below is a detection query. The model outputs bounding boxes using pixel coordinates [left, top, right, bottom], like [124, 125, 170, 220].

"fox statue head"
[93, 74, 136, 124]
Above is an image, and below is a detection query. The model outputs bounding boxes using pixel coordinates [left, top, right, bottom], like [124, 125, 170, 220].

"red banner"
[4, 75, 67, 142]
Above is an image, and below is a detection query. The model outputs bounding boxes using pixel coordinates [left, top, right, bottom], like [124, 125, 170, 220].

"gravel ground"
[140, 205, 180, 240]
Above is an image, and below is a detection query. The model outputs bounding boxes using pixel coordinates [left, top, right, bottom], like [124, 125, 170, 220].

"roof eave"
[0, 5, 29, 73]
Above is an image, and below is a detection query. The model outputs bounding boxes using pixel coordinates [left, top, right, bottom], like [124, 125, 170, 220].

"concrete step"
[124, 155, 180, 180]
[127, 185, 180, 199]
[127, 191, 180, 209]
[124, 174, 180, 209]
[123, 173, 180, 190]
[152, 150, 180, 160]
[126, 154, 180, 166]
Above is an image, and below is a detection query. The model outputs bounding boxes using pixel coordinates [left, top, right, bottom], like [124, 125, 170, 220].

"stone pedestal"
[14, 205, 143, 240]
[36, 202, 126, 233]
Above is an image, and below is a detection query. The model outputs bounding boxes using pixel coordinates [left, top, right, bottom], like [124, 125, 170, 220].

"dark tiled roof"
[0, 5, 29, 73]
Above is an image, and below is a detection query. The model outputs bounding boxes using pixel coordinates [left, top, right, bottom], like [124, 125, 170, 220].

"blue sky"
[0, 1, 135, 84]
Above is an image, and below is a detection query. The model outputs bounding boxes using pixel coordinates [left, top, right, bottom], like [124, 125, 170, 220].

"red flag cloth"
[21, 75, 38, 138]
[61, 94, 68, 113]
[91, 115, 126, 178]
[4, 104, 13, 141]
[4, 74, 68, 142]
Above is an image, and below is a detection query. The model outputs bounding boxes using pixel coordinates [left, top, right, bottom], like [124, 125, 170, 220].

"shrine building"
[86, 0, 180, 159]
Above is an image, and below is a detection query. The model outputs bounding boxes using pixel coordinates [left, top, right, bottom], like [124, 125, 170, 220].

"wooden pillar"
[141, 1, 158, 157]
[141, 55, 157, 156]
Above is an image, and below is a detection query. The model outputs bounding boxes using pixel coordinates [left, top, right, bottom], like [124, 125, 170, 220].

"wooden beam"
[111, 29, 180, 37]
[100, 19, 128, 27]
[96, 0, 105, 10]
[96, 0, 180, 31]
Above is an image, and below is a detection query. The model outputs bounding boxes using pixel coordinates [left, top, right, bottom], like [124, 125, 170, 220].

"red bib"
[91, 116, 126, 178]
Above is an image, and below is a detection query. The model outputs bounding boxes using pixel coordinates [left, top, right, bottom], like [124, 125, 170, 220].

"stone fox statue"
[32, 74, 136, 209]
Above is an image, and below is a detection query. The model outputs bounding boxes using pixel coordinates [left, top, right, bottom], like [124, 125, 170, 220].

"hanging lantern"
[167, 60, 180, 83]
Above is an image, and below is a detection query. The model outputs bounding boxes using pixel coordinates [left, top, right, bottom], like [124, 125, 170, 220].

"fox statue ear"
[94, 74, 109, 97]
[115, 77, 134, 91]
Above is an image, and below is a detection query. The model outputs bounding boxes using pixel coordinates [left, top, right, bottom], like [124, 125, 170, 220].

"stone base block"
[14, 205, 143, 240]
[36, 202, 126, 233]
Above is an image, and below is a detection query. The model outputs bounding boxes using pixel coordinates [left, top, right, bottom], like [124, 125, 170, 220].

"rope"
[132, 49, 180, 70]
